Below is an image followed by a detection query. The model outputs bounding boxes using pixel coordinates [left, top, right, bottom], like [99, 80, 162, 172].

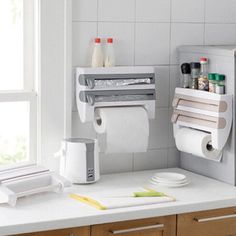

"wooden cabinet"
[17, 226, 90, 236]
[177, 207, 236, 236]
[16, 206, 236, 236]
[92, 216, 176, 236]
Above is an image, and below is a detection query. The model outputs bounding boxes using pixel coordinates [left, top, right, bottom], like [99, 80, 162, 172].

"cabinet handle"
[194, 213, 236, 223]
[110, 223, 164, 234]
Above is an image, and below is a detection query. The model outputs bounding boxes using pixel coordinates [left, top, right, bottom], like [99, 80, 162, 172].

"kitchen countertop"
[1, 168, 236, 235]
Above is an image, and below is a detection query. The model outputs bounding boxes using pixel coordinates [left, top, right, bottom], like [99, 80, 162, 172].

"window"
[0, 0, 37, 168]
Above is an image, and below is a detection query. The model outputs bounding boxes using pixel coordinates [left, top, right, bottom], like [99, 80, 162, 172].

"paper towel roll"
[175, 128, 222, 161]
[94, 107, 149, 153]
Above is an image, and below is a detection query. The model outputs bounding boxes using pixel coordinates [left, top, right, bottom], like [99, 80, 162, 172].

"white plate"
[151, 176, 187, 184]
[153, 172, 187, 182]
[149, 178, 190, 188]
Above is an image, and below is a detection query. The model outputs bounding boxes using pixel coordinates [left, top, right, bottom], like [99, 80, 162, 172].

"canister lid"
[190, 62, 201, 69]
[215, 74, 225, 81]
[64, 138, 96, 144]
[208, 73, 217, 80]
[181, 63, 191, 74]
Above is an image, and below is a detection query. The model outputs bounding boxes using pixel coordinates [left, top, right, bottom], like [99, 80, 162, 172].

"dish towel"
[70, 188, 175, 210]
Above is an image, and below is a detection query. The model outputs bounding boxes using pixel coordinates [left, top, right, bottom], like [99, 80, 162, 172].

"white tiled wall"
[72, 0, 236, 174]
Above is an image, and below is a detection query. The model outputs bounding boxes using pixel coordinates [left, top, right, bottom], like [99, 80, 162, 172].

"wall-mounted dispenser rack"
[0, 165, 71, 206]
[172, 87, 232, 151]
[76, 66, 156, 123]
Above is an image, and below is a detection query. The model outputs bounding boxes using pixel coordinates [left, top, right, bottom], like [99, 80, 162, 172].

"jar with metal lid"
[190, 62, 200, 89]
[215, 74, 225, 94]
[208, 73, 217, 93]
[181, 63, 191, 88]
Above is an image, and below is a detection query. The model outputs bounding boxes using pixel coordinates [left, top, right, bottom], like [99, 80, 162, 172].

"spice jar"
[190, 62, 200, 89]
[215, 74, 225, 94]
[198, 58, 209, 91]
[208, 73, 217, 93]
[181, 63, 191, 88]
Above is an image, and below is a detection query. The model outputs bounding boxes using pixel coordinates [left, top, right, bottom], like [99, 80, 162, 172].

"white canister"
[60, 138, 100, 184]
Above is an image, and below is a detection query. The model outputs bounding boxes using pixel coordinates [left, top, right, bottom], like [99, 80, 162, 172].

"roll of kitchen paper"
[175, 127, 222, 161]
[94, 107, 149, 153]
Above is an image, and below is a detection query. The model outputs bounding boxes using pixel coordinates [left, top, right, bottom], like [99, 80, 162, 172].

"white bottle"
[104, 38, 115, 67]
[91, 38, 103, 67]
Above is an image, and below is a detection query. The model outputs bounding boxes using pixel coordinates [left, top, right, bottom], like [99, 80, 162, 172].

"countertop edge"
[3, 198, 236, 236]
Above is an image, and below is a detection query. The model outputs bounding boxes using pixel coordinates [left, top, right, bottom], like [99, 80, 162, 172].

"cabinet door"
[177, 207, 236, 236]
[92, 216, 176, 236]
[17, 226, 90, 236]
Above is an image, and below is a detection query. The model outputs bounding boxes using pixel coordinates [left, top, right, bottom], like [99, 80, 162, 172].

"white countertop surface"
[1, 168, 236, 235]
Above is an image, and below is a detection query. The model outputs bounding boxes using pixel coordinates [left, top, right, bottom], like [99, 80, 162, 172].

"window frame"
[0, 0, 38, 170]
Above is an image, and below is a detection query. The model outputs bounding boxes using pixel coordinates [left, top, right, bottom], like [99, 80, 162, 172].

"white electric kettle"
[58, 138, 100, 184]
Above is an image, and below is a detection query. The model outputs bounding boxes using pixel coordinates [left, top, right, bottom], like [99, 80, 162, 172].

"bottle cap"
[215, 74, 225, 81]
[208, 73, 217, 80]
[95, 38, 101, 43]
[200, 57, 208, 62]
[190, 62, 201, 69]
[181, 63, 191, 74]
[107, 38, 113, 43]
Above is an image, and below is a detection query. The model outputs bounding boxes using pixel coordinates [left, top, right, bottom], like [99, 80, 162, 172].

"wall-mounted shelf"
[172, 87, 233, 150]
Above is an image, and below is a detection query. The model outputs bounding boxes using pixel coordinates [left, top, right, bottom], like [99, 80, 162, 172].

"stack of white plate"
[150, 172, 190, 188]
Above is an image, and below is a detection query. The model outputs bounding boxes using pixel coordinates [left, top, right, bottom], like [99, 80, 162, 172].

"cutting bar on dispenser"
[172, 109, 226, 129]
[172, 94, 228, 113]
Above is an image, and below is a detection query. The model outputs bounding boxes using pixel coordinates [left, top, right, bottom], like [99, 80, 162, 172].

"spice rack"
[172, 87, 232, 150]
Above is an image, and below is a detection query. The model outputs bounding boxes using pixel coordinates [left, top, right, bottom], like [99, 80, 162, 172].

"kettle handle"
[54, 142, 66, 176]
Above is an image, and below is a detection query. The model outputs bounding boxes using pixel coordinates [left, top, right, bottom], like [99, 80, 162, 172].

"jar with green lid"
[215, 74, 225, 94]
[208, 73, 217, 93]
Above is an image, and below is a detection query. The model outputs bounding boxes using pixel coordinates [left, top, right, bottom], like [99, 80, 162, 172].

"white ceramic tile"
[99, 153, 133, 174]
[71, 112, 96, 138]
[98, 0, 135, 22]
[206, 0, 236, 23]
[171, 0, 205, 23]
[149, 108, 169, 149]
[136, 0, 171, 22]
[133, 149, 168, 171]
[135, 23, 170, 65]
[72, 22, 97, 67]
[167, 147, 180, 168]
[98, 22, 135, 66]
[72, 0, 97, 21]
[205, 24, 236, 45]
[170, 23, 204, 64]
[155, 66, 170, 108]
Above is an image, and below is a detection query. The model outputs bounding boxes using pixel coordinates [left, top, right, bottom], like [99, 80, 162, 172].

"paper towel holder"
[172, 87, 233, 151]
[76, 66, 156, 123]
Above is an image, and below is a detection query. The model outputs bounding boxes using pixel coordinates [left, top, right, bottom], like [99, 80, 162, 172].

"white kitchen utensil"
[149, 179, 190, 188]
[149, 172, 190, 188]
[59, 138, 100, 184]
[0, 165, 71, 206]
[153, 172, 187, 182]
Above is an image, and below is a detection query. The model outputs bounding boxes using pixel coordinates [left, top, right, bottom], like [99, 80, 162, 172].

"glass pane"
[0, 102, 29, 166]
[0, 0, 23, 90]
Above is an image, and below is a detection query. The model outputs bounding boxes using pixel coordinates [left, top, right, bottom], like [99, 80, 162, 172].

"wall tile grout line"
[132, 0, 137, 171]
[73, 20, 236, 25]
[203, 0, 206, 45]
[96, 0, 99, 36]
